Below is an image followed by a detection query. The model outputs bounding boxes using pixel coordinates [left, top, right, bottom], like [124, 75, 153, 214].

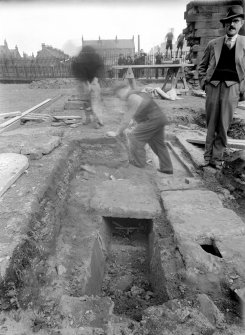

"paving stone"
[0, 153, 29, 197]
[161, 189, 223, 212]
[90, 179, 161, 218]
[156, 177, 205, 191]
[161, 190, 245, 242]
[0, 133, 61, 157]
[167, 207, 245, 243]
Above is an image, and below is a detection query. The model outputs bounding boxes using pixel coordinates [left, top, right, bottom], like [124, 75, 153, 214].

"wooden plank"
[0, 99, 51, 134]
[112, 64, 194, 70]
[187, 138, 245, 150]
[0, 153, 29, 197]
[53, 115, 83, 120]
[0, 111, 21, 119]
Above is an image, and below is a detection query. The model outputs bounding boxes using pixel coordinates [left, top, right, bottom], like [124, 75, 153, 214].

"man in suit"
[198, 5, 245, 169]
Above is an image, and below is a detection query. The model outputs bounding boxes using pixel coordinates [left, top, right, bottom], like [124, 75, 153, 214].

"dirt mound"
[228, 118, 245, 139]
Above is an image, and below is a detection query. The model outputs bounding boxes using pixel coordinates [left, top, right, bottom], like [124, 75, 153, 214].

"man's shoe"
[157, 169, 173, 175]
[201, 159, 210, 167]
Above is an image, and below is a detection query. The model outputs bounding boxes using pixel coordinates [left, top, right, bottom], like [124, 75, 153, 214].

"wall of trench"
[0, 137, 244, 333]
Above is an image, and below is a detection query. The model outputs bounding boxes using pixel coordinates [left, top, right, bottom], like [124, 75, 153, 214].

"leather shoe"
[200, 159, 210, 167]
[157, 169, 173, 174]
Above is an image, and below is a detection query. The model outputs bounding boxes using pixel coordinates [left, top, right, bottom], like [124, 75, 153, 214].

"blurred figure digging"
[110, 82, 173, 174]
[71, 46, 104, 128]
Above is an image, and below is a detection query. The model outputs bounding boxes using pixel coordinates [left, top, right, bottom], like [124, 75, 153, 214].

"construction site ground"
[0, 78, 245, 335]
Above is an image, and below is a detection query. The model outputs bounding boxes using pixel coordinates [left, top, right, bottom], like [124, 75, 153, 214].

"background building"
[82, 36, 135, 66]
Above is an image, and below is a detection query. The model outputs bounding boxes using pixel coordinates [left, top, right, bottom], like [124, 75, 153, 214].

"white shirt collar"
[225, 34, 238, 42]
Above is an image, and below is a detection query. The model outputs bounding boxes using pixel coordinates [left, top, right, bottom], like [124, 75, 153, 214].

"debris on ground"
[141, 87, 182, 100]
[191, 89, 206, 98]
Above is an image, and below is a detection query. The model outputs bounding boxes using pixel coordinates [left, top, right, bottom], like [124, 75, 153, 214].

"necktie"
[226, 37, 233, 49]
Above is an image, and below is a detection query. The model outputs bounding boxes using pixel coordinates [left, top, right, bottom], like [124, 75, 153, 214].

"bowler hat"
[220, 5, 244, 23]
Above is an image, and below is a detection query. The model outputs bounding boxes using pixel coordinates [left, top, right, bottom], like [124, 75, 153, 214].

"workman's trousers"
[204, 82, 240, 161]
[127, 117, 173, 172]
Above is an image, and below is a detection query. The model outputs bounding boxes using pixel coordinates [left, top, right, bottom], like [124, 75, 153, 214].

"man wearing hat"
[198, 5, 245, 169]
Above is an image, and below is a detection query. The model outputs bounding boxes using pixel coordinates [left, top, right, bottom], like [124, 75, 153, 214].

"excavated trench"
[0, 137, 244, 333]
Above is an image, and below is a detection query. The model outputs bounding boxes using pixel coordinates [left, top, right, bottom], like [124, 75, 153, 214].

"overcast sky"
[0, 0, 190, 56]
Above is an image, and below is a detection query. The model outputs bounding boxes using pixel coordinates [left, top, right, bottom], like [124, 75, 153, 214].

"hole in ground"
[101, 217, 164, 321]
[201, 241, 222, 258]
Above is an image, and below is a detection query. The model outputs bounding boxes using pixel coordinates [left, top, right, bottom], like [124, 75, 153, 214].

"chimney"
[138, 35, 140, 53]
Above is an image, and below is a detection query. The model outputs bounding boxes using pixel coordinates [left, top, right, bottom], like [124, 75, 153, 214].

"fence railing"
[0, 51, 190, 82]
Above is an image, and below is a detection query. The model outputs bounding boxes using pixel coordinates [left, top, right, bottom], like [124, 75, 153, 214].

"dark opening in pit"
[201, 242, 223, 258]
[106, 217, 152, 237]
[101, 217, 163, 321]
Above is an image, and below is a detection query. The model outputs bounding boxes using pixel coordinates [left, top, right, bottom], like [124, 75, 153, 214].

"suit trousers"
[127, 117, 173, 171]
[204, 82, 240, 161]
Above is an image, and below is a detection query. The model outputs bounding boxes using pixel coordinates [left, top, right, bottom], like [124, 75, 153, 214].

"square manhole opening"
[104, 217, 152, 238]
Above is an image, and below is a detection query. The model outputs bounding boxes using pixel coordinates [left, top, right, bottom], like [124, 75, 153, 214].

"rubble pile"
[228, 118, 245, 140]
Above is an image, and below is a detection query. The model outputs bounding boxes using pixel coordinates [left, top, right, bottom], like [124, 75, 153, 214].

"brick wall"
[184, 0, 245, 64]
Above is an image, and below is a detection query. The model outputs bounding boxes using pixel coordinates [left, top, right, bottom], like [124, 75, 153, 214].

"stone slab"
[161, 189, 245, 242]
[0, 153, 29, 197]
[0, 133, 61, 159]
[90, 179, 161, 218]
[157, 177, 205, 191]
[176, 132, 205, 167]
[167, 207, 245, 243]
[161, 189, 223, 212]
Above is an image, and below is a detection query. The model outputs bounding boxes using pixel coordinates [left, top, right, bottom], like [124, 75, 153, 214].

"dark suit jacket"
[198, 35, 245, 91]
